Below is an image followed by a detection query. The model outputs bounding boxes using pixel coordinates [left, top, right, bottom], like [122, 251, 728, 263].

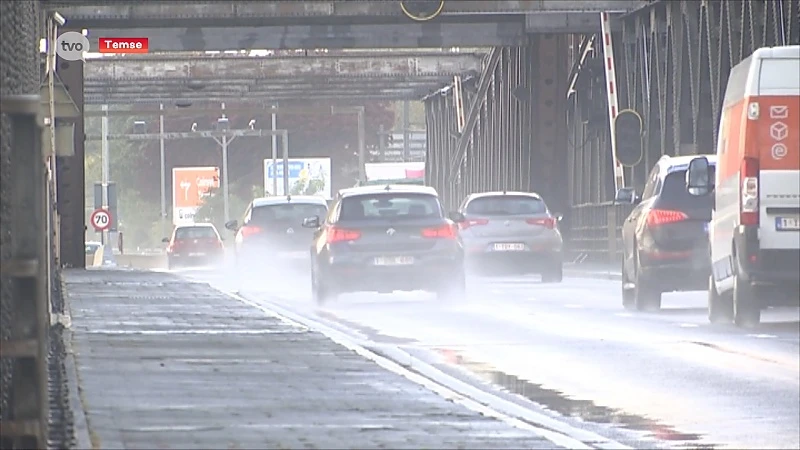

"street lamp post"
[86, 128, 291, 225]
[159, 103, 166, 235]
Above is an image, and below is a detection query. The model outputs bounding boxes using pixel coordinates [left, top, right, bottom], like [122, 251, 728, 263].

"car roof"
[252, 195, 328, 208]
[338, 184, 438, 198]
[175, 222, 217, 229]
[465, 191, 543, 202]
[658, 154, 718, 176]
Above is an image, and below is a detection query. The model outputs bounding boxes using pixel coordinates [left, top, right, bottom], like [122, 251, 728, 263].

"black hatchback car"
[616, 155, 717, 311]
[225, 195, 329, 270]
[302, 185, 466, 304]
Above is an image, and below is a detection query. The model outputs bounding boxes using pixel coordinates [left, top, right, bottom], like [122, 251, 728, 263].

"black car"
[303, 185, 466, 304]
[225, 195, 329, 269]
[616, 155, 717, 311]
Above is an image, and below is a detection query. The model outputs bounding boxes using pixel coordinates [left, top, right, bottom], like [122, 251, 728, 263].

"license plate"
[373, 256, 414, 266]
[492, 243, 525, 252]
[188, 252, 206, 257]
[775, 216, 800, 231]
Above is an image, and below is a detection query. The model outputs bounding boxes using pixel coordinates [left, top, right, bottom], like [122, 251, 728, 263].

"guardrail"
[566, 201, 635, 266]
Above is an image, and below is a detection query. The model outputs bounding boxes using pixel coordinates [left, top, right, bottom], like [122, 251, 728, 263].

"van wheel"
[634, 274, 662, 312]
[707, 276, 733, 323]
[733, 271, 760, 328]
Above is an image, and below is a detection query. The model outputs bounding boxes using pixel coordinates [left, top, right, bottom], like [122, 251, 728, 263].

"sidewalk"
[63, 269, 559, 449]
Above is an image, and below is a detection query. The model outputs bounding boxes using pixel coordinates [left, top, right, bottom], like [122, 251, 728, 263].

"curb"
[59, 280, 93, 450]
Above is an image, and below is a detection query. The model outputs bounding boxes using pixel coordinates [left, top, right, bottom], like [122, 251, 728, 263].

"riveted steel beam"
[80, 23, 529, 51]
[47, 1, 648, 27]
[84, 53, 484, 82]
[84, 92, 422, 105]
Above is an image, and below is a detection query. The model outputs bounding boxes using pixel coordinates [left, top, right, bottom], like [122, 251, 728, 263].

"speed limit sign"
[90, 208, 112, 231]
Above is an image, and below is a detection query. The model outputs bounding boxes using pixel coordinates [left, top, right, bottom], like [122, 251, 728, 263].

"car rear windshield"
[660, 167, 716, 209]
[175, 226, 218, 240]
[466, 195, 547, 215]
[340, 193, 442, 221]
[251, 203, 328, 224]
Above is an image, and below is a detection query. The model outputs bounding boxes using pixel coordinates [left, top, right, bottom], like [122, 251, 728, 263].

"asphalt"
[62, 268, 562, 449]
[177, 259, 800, 450]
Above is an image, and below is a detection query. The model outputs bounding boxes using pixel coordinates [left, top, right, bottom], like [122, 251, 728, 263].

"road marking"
[615, 313, 633, 318]
[564, 304, 584, 309]
[83, 328, 306, 335]
[678, 323, 699, 328]
[746, 334, 777, 339]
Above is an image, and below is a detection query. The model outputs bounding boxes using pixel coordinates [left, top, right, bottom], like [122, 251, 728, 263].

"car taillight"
[326, 226, 361, 244]
[458, 218, 489, 230]
[422, 224, 457, 239]
[740, 157, 759, 226]
[646, 209, 688, 227]
[525, 217, 556, 229]
[240, 225, 263, 238]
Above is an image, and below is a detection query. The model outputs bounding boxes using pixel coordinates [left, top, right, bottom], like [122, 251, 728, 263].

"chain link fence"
[1, 1, 76, 448]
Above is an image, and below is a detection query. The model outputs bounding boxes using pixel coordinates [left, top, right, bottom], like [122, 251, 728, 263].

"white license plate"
[188, 252, 206, 257]
[492, 243, 525, 252]
[775, 216, 800, 231]
[373, 256, 414, 266]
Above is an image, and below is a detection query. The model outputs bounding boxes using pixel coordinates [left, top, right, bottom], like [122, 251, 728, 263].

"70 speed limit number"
[90, 208, 112, 231]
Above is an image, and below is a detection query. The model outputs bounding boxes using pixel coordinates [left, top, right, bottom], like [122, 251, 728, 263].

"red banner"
[405, 168, 425, 179]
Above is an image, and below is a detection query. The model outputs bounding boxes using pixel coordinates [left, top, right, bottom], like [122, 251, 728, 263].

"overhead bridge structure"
[43, 0, 800, 272]
[83, 52, 484, 104]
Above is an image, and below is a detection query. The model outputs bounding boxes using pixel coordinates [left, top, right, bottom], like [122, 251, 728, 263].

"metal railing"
[566, 201, 635, 266]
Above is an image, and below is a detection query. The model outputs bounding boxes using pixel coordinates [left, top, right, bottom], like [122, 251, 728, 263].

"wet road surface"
[175, 261, 800, 450]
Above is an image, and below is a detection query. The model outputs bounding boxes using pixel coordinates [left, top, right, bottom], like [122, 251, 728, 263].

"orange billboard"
[172, 166, 220, 225]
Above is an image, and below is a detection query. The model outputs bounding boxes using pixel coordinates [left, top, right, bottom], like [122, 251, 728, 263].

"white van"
[685, 45, 800, 327]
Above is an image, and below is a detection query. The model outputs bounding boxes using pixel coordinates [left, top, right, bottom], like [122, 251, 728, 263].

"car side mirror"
[448, 211, 466, 223]
[686, 156, 712, 196]
[161, 237, 169, 243]
[614, 187, 638, 205]
[224, 219, 239, 231]
[302, 215, 320, 228]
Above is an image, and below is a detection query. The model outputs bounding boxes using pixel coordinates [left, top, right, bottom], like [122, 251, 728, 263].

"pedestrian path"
[63, 269, 561, 449]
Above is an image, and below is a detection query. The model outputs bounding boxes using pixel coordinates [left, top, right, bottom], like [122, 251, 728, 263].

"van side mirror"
[161, 237, 169, 243]
[614, 187, 639, 205]
[686, 157, 712, 196]
[448, 211, 466, 223]
[224, 220, 239, 231]
[302, 216, 320, 228]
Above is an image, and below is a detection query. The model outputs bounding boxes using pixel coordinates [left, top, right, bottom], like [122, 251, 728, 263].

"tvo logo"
[55, 31, 90, 61]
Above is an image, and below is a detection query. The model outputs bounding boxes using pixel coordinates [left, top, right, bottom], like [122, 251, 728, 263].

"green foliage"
[289, 171, 327, 196]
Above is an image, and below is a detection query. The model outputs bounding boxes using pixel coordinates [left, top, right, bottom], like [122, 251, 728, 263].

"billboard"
[264, 158, 332, 199]
[172, 166, 220, 225]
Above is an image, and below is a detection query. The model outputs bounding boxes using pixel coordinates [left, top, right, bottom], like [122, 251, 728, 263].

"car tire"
[541, 263, 563, 283]
[634, 274, 662, 311]
[733, 266, 760, 328]
[437, 271, 466, 301]
[311, 268, 337, 306]
[707, 276, 733, 323]
[621, 257, 636, 310]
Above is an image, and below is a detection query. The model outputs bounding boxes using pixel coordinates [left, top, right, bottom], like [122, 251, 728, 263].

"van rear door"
[756, 55, 800, 250]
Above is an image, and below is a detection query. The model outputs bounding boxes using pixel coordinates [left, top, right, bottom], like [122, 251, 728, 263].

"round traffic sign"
[90, 208, 112, 231]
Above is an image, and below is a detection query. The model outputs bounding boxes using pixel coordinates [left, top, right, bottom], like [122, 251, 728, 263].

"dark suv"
[616, 155, 717, 311]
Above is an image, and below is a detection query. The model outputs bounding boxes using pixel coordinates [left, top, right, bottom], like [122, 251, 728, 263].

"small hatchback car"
[457, 191, 564, 282]
[163, 222, 225, 269]
[304, 184, 466, 304]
